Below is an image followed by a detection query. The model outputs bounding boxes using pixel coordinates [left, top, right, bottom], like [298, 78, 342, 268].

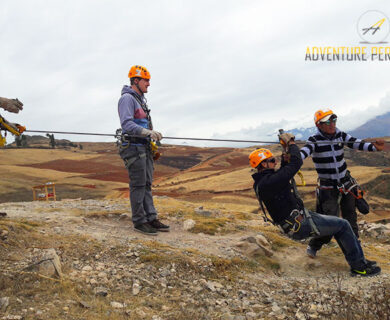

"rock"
[194, 207, 212, 217]
[221, 313, 234, 320]
[35, 249, 62, 278]
[0, 212, 6, 217]
[110, 301, 124, 309]
[206, 281, 216, 292]
[239, 236, 273, 257]
[82, 265, 93, 272]
[235, 241, 273, 258]
[135, 308, 147, 318]
[79, 301, 91, 309]
[132, 281, 142, 295]
[94, 287, 108, 297]
[271, 303, 282, 314]
[183, 219, 196, 231]
[0, 297, 9, 311]
[245, 312, 257, 320]
[254, 234, 270, 247]
[119, 214, 130, 220]
[295, 308, 306, 320]
[0, 229, 8, 240]
[2, 316, 23, 320]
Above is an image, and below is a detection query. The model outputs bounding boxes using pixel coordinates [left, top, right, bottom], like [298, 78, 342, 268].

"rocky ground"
[0, 198, 390, 320]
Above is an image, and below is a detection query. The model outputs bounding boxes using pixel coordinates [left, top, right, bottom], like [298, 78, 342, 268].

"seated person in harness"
[250, 133, 381, 277]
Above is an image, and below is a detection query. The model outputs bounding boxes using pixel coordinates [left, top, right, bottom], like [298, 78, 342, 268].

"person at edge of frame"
[300, 109, 384, 258]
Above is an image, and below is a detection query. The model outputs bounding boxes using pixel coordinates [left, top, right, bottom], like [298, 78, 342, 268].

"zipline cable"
[25, 129, 387, 146]
[25, 129, 284, 144]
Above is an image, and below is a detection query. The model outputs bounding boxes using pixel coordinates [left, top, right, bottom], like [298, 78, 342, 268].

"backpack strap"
[255, 184, 276, 225]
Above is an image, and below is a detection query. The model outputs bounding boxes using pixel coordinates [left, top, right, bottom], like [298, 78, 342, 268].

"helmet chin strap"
[133, 78, 144, 96]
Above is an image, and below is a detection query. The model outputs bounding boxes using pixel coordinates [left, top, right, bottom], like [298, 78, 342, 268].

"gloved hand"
[373, 139, 385, 151]
[279, 132, 295, 145]
[140, 128, 163, 141]
[0, 117, 19, 133]
[0, 97, 23, 113]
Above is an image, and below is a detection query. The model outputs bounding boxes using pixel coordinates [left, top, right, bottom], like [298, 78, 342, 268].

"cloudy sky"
[1, 0, 390, 146]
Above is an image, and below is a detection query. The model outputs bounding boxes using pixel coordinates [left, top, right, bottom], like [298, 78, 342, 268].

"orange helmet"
[249, 148, 274, 168]
[128, 65, 151, 80]
[314, 108, 334, 124]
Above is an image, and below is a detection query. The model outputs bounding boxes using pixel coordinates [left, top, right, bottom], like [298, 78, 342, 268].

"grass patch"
[189, 215, 232, 235]
[0, 218, 41, 231]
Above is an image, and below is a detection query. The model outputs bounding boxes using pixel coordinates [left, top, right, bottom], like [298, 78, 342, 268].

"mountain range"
[290, 111, 390, 140]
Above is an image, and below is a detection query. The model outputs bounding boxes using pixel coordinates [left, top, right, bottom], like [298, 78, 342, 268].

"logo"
[305, 11, 390, 61]
[257, 152, 267, 161]
[357, 10, 390, 43]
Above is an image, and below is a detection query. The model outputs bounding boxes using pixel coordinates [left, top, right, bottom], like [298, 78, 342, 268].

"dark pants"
[119, 144, 157, 227]
[291, 212, 366, 269]
[309, 187, 358, 251]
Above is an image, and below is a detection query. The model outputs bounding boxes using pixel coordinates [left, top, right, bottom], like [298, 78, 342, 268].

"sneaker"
[366, 259, 377, 267]
[134, 222, 158, 236]
[149, 219, 170, 232]
[351, 265, 381, 277]
[306, 245, 317, 259]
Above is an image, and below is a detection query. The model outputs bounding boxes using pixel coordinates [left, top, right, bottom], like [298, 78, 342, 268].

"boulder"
[25, 248, 62, 278]
[183, 219, 196, 231]
[238, 235, 273, 257]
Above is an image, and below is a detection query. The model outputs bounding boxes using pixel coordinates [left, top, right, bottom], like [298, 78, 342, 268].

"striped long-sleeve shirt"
[300, 128, 377, 182]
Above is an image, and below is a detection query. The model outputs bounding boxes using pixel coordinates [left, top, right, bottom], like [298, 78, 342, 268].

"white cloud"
[1, 0, 390, 145]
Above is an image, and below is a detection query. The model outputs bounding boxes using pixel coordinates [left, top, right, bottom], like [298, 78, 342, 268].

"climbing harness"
[126, 91, 154, 130]
[317, 171, 369, 214]
[254, 185, 308, 237]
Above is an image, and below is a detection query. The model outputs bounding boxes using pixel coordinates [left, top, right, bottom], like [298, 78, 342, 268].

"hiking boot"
[149, 219, 170, 232]
[351, 265, 381, 277]
[134, 222, 158, 236]
[366, 259, 377, 267]
[306, 245, 317, 259]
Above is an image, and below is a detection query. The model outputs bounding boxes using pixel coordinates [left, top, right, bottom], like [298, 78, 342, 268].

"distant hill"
[349, 111, 390, 139]
[8, 134, 76, 148]
[287, 111, 390, 140]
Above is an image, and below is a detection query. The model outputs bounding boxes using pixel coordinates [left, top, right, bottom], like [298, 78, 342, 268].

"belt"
[122, 136, 149, 145]
[319, 176, 350, 187]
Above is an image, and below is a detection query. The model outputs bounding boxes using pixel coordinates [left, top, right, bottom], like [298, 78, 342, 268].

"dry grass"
[136, 239, 268, 278]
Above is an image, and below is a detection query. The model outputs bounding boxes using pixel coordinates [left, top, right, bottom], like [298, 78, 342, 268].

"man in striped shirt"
[300, 109, 384, 258]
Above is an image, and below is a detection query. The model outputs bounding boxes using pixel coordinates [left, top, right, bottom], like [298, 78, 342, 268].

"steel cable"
[25, 129, 385, 146]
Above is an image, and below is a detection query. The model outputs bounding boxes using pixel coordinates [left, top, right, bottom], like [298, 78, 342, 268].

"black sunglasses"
[265, 158, 276, 163]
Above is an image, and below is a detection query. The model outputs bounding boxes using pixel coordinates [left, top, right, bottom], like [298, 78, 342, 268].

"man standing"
[118, 65, 169, 235]
[250, 134, 381, 276]
[300, 109, 384, 258]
